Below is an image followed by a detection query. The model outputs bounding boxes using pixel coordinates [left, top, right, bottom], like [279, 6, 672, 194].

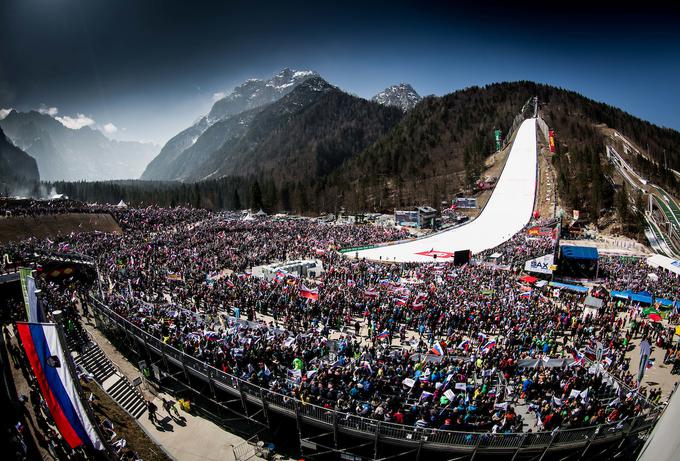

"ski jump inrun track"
[354, 117, 538, 263]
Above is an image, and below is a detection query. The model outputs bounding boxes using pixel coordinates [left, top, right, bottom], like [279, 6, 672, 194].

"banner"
[16, 323, 104, 450]
[527, 226, 555, 237]
[19, 267, 33, 319]
[27, 275, 42, 323]
[524, 254, 555, 275]
[494, 129, 502, 151]
[549, 130, 555, 152]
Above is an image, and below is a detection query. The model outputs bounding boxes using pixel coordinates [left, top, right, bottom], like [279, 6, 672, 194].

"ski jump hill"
[355, 117, 538, 263]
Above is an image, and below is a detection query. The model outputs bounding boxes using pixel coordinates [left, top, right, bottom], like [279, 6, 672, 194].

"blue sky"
[1, 0, 679, 145]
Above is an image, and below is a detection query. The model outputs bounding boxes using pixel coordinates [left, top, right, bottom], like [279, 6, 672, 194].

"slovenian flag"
[377, 330, 390, 340]
[480, 338, 497, 354]
[520, 290, 533, 298]
[430, 342, 445, 356]
[17, 323, 104, 450]
[394, 297, 408, 307]
[300, 285, 319, 301]
[412, 300, 424, 311]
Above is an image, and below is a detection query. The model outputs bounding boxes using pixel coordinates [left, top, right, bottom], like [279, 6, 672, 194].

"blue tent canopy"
[629, 292, 653, 304]
[549, 281, 589, 293]
[656, 298, 677, 308]
[561, 246, 599, 261]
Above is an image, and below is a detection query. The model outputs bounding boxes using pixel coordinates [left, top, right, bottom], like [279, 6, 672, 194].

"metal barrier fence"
[89, 296, 660, 455]
[537, 116, 550, 145]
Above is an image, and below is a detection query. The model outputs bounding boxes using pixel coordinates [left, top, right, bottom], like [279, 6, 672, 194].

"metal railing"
[89, 296, 660, 454]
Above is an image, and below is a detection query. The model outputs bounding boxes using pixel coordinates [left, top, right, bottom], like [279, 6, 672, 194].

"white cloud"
[55, 113, 95, 130]
[212, 91, 226, 102]
[102, 122, 118, 134]
[37, 105, 59, 116]
[0, 108, 12, 120]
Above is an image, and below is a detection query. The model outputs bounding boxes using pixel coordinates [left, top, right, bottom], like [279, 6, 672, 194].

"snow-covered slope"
[354, 118, 537, 262]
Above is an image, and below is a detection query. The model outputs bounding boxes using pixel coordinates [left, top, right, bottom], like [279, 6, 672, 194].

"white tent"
[646, 254, 680, 276]
[116, 200, 127, 208]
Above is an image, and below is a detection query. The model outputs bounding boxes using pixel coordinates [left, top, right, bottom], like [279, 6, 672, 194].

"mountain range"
[0, 110, 158, 181]
[25, 69, 680, 227]
[142, 70, 423, 181]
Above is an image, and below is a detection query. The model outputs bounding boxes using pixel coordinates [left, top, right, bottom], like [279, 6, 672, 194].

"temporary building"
[646, 253, 680, 277]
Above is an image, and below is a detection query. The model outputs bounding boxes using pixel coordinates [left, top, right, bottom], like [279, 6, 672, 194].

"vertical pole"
[373, 421, 381, 460]
[332, 410, 338, 449]
[294, 400, 304, 456]
[260, 388, 271, 429]
[95, 263, 104, 300]
[238, 381, 249, 417]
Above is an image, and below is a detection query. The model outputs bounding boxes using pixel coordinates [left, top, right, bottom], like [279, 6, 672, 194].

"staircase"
[106, 376, 147, 419]
[74, 343, 116, 383]
[72, 338, 147, 420]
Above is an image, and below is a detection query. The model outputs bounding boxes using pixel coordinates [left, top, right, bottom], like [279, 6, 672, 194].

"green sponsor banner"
[339, 245, 377, 254]
[19, 267, 33, 319]
[494, 129, 502, 151]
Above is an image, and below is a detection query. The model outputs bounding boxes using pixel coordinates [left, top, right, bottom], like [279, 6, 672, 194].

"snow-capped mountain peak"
[371, 83, 422, 112]
[207, 68, 319, 122]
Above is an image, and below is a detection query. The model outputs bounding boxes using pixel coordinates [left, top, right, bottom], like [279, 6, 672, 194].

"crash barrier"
[89, 297, 660, 456]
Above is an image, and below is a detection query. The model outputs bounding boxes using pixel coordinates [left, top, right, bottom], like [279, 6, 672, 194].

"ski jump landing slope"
[356, 118, 538, 263]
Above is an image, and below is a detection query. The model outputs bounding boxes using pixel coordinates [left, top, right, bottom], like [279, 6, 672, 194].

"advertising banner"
[524, 254, 555, 275]
[549, 130, 555, 152]
[455, 197, 478, 209]
[494, 129, 502, 151]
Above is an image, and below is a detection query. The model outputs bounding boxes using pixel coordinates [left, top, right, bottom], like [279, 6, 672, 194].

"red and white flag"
[364, 288, 379, 298]
[300, 285, 319, 301]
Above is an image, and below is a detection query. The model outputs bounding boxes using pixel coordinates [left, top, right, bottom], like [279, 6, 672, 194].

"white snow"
[293, 70, 315, 78]
[354, 118, 538, 263]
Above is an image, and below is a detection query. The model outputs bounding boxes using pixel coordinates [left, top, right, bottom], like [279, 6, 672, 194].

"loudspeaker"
[453, 250, 471, 266]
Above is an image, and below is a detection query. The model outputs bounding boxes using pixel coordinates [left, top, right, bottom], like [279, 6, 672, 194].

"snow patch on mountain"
[372, 83, 422, 112]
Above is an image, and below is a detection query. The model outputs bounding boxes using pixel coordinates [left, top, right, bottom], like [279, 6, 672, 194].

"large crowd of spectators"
[2, 201, 678, 442]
